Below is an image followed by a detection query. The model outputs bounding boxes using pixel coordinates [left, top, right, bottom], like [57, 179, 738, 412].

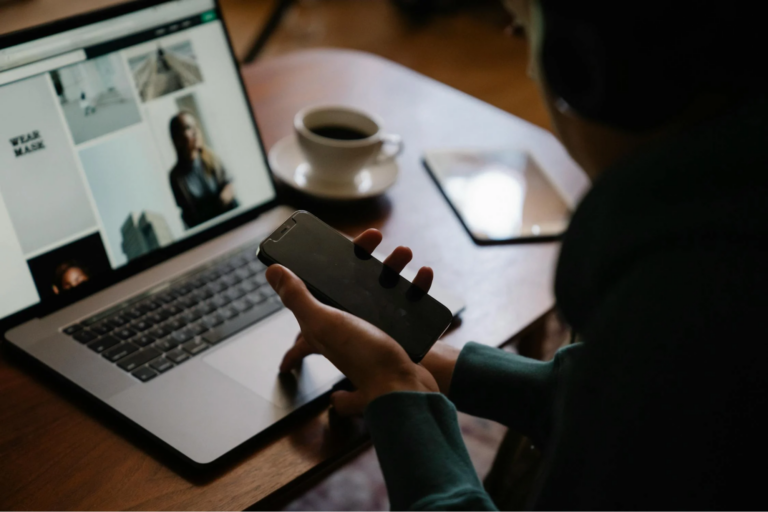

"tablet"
[423, 148, 571, 245]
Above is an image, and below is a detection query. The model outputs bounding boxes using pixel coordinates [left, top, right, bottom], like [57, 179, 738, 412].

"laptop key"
[154, 337, 180, 352]
[233, 298, 255, 313]
[208, 280, 227, 294]
[182, 338, 209, 355]
[165, 304, 184, 316]
[173, 284, 193, 296]
[195, 302, 216, 316]
[203, 313, 224, 328]
[149, 310, 171, 322]
[118, 348, 162, 372]
[123, 307, 144, 319]
[149, 357, 174, 373]
[240, 280, 258, 293]
[211, 294, 231, 308]
[107, 315, 130, 328]
[63, 324, 82, 335]
[220, 306, 239, 320]
[165, 317, 186, 331]
[172, 328, 195, 344]
[149, 326, 171, 339]
[73, 330, 98, 343]
[90, 323, 114, 336]
[196, 287, 214, 300]
[165, 348, 190, 365]
[225, 286, 245, 301]
[103, 342, 139, 362]
[190, 323, 209, 336]
[222, 273, 241, 287]
[178, 296, 199, 309]
[182, 310, 202, 323]
[133, 320, 154, 332]
[134, 334, 156, 347]
[156, 292, 177, 304]
[87, 335, 121, 353]
[203, 300, 282, 345]
[115, 328, 137, 340]
[132, 366, 158, 382]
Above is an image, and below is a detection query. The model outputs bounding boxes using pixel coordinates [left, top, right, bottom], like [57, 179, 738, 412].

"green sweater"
[366, 343, 582, 511]
[364, 96, 768, 510]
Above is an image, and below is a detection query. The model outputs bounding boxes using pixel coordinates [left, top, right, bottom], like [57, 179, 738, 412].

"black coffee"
[310, 125, 369, 140]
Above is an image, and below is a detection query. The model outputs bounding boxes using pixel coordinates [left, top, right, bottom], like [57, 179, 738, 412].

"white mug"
[294, 105, 403, 184]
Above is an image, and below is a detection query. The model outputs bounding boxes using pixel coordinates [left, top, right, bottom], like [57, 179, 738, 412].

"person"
[168, 111, 238, 229]
[266, 0, 767, 509]
[52, 260, 89, 295]
[79, 91, 95, 116]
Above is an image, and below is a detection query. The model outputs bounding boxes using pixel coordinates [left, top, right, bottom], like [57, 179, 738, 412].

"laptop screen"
[0, 0, 276, 323]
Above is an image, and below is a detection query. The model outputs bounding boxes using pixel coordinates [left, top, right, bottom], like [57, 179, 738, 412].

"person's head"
[52, 260, 89, 295]
[170, 111, 203, 161]
[503, 0, 764, 178]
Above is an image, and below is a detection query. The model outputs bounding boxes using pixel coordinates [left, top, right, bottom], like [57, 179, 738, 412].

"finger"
[412, 266, 434, 292]
[330, 390, 368, 416]
[382, 246, 413, 274]
[279, 333, 317, 373]
[266, 265, 324, 322]
[352, 229, 382, 254]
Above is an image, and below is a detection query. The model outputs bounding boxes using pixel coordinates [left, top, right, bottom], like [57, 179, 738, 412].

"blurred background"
[0, 0, 550, 131]
[0, 0, 554, 509]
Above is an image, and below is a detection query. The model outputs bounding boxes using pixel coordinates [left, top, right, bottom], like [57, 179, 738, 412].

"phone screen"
[424, 149, 571, 244]
[259, 211, 453, 361]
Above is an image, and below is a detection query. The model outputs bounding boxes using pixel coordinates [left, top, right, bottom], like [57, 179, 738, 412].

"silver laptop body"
[0, 0, 462, 465]
[0, 0, 346, 465]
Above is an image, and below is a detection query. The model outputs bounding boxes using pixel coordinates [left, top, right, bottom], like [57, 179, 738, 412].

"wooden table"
[0, 49, 587, 510]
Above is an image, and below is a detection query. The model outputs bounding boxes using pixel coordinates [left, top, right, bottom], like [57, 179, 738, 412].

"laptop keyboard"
[62, 243, 283, 383]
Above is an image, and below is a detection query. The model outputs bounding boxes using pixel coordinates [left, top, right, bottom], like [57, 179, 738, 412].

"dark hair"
[539, 1, 764, 130]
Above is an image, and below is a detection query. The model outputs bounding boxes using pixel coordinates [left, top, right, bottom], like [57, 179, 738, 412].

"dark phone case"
[258, 211, 453, 362]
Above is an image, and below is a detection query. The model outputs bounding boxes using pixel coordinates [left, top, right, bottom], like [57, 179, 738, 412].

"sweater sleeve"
[449, 342, 583, 447]
[365, 391, 497, 511]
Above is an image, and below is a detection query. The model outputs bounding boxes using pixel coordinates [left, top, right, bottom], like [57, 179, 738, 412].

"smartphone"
[258, 211, 453, 362]
[423, 148, 571, 245]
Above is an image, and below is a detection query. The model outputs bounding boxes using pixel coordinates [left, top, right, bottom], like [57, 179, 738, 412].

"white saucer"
[268, 134, 399, 200]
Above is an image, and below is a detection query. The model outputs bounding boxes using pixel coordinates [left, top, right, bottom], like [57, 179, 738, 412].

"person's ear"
[52, 285, 60, 295]
[541, 20, 607, 120]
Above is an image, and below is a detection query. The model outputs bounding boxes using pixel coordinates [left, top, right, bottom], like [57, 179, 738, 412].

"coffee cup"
[294, 105, 403, 184]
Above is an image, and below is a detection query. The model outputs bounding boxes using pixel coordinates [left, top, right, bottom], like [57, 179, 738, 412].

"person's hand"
[270, 229, 437, 415]
[220, 183, 235, 205]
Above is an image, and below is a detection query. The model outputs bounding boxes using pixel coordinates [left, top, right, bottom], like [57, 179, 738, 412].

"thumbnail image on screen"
[128, 40, 203, 102]
[50, 53, 142, 145]
[168, 95, 239, 229]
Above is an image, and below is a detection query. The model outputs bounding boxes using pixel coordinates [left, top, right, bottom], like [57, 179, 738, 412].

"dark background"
[26, 232, 112, 301]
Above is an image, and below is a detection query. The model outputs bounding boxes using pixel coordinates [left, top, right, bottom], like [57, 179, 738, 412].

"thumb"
[330, 390, 368, 417]
[265, 265, 322, 319]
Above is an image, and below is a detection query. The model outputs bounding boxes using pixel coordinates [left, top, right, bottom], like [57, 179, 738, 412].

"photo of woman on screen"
[168, 111, 238, 229]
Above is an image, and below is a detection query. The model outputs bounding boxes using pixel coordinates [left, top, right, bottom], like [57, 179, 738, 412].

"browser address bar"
[0, 50, 86, 87]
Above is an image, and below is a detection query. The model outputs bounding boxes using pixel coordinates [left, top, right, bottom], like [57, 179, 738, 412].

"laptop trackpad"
[203, 310, 342, 409]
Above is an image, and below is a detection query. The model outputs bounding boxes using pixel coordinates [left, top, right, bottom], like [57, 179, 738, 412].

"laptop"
[0, 0, 463, 465]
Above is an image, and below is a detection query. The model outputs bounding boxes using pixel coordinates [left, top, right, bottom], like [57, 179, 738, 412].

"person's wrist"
[420, 342, 460, 394]
[364, 367, 438, 401]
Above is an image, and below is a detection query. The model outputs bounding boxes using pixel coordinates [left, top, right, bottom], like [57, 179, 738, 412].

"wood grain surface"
[0, 49, 586, 510]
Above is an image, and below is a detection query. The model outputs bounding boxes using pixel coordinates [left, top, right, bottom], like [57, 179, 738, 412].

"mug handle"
[375, 134, 404, 164]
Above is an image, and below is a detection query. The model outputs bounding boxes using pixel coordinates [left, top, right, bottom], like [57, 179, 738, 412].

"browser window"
[0, 0, 275, 319]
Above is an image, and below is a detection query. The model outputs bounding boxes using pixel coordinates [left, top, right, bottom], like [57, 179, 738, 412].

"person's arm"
[450, 342, 582, 447]
[420, 340, 583, 448]
[270, 229, 496, 511]
[365, 392, 497, 511]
